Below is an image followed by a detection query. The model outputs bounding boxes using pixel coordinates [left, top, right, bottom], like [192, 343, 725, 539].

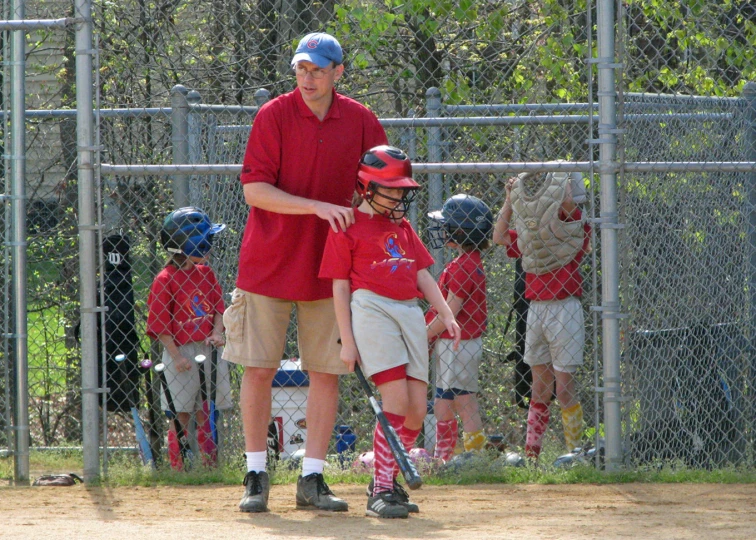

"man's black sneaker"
[239, 470, 270, 513]
[295, 473, 348, 511]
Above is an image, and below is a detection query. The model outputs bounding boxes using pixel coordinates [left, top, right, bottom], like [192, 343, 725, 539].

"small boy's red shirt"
[146, 264, 225, 346]
[425, 250, 487, 340]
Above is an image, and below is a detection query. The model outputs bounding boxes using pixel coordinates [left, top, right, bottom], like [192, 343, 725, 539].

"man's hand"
[314, 201, 355, 232]
[243, 183, 355, 232]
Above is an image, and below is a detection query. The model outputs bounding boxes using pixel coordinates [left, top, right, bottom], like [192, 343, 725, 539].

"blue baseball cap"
[291, 32, 343, 68]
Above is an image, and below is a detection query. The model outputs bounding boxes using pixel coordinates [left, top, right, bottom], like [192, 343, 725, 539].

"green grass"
[4, 448, 756, 487]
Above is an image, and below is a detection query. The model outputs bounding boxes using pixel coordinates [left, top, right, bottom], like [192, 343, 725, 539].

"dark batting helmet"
[356, 145, 419, 219]
[426, 194, 493, 249]
[160, 207, 225, 258]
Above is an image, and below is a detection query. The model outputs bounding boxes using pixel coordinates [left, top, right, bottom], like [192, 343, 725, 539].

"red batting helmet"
[356, 145, 419, 218]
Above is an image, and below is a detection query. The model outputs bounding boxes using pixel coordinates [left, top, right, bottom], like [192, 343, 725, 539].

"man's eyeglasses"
[293, 64, 334, 79]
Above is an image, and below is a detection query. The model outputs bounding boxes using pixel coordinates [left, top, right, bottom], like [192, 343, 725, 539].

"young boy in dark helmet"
[319, 145, 461, 518]
[425, 194, 493, 461]
[146, 207, 233, 469]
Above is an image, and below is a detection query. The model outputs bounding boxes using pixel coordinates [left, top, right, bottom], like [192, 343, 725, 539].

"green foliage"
[625, 0, 756, 96]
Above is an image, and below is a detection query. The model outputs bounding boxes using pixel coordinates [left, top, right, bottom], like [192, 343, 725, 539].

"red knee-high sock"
[434, 418, 458, 462]
[373, 411, 405, 494]
[395, 425, 421, 478]
[525, 402, 551, 459]
[167, 426, 183, 471]
[197, 418, 217, 466]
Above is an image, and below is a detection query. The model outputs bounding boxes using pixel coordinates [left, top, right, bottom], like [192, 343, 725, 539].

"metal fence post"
[597, 0, 623, 471]
[187, 90, 202, 164]
[171, 84, 190, 208]
[744, 81, 756, 454]
[76, 0, 101, 483]
[402, 109, 418, 227]
[187, 89, 202, 206]
[426, 87, 444, 278]
[10, 0, 29, 485]
[254, 88, 271, 107]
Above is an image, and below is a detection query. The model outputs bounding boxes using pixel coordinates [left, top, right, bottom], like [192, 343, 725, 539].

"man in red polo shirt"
[223, 32, 387, 513]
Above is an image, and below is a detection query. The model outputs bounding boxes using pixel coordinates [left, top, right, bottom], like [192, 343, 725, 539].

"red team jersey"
[146, 264, 225, 346]
[506, 210, 591, 301]
[237, 88, 387, 301]
[425, 250, 487, 340]
[319, 210, 435, 301]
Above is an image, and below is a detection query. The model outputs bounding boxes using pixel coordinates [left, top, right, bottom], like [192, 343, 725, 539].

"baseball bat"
[354, 364, 422, 490]
[154, 362, 193, 467]
[194, 354, 218, 462]
[116, 353, 154, 466]
[131, 406, 154, 466]
[209, 347, 219, 445]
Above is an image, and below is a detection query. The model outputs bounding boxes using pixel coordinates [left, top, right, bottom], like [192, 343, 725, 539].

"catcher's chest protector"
[510, 172, 584, 275]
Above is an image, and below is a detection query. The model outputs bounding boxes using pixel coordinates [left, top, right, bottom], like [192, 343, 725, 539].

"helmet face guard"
[363, 182, 418, 219]
[160, 207, 226, 258]
[357, 145, 420, 220]
[427, 194, 493, 249]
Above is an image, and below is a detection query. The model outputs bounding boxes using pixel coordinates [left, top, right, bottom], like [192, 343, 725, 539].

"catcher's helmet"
[426, 194, 493, 249]
[356, 145, 419, 219]
[160, 207, 225, 258]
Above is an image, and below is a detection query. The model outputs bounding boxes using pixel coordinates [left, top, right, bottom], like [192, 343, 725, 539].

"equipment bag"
[32, 473, 83, 486]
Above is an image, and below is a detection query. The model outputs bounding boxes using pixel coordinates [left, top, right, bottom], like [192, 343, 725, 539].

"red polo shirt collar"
[293, 87, 342, 120]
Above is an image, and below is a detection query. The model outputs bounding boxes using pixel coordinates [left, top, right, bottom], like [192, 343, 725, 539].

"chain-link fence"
[620, 96, 755, 467]
[2, 0, 756, 481]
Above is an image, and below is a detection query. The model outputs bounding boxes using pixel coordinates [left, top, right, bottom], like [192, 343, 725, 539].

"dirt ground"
[1, 482, 755, 539]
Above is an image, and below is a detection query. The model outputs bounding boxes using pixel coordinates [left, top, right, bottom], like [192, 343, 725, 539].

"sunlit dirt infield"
[1, 482, 755, 539]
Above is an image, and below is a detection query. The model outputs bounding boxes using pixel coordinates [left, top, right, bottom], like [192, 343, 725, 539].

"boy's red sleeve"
[318, 228, 353, 280]
[210, 270, 225, 315]
[445, 259, 472, 300]
[505, 230, 521, 258]
[406, 223, 434, 271]
[146, 273, 173, 340]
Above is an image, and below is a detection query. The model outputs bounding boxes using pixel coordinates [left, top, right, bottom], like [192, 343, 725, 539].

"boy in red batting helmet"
[320, 145, 461, 518]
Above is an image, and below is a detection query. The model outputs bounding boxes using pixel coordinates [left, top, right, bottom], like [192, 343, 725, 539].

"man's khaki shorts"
[222, 288, 345, 375]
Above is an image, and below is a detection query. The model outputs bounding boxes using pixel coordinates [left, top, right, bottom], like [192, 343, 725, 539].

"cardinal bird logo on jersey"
[371, 233, 414, 273]
[182, 292, 213, 332]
